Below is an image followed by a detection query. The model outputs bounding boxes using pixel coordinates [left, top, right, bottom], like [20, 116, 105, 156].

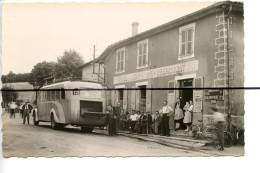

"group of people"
[174, 100, 194, 131]
[107, 102, 153, 136]
[107, 100, 191, 137]
[6, 100, 33, 124]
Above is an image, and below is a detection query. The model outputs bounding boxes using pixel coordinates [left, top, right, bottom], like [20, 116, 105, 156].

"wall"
[103, 8, 244, 126]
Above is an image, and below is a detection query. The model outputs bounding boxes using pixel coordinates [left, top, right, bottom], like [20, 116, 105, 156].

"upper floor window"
[116, 47, 125, 74]
[178, 23, 195, 60]
[137, 39, 148, 69]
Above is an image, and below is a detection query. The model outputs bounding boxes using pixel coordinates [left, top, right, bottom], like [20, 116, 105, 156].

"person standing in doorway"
[160, 101, 173, 136]
[183, 101, 193, 131]
[22, 100, 33, 124]
[113, 102, 121, 135]
[174, 102, 184, 130]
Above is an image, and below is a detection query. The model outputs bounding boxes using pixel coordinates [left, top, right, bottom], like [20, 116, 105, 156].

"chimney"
[132, 22, 139, 36]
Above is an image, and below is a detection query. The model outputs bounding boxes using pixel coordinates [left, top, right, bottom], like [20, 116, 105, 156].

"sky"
[1, 1, 215, 75]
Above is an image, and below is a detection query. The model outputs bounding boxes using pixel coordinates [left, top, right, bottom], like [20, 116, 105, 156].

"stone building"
[81, 1, 244, 130]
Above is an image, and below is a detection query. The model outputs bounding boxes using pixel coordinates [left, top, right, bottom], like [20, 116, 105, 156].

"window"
[47, 90, 51, 101]
[137, 39, 148, 69]
[116, 47, 125, 74]
[56, 89, 60, 99]
[61, 88, 65, 99]
[51, 90, 55, 100]
[179, 23, 195, 60]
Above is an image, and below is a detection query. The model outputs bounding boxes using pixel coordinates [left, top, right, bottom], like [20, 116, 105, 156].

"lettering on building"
[114, 60, 199, 84]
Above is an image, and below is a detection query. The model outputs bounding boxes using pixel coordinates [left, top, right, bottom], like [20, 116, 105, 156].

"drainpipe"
[223, 4, 232, 130]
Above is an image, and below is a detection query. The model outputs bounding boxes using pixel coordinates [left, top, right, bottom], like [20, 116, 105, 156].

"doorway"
[176, 78, 193, 130]
[179, 79, 193, 108]
[139, 85, 146, 114]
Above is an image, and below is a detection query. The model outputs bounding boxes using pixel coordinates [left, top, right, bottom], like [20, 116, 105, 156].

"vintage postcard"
[1, 0, 246, 161]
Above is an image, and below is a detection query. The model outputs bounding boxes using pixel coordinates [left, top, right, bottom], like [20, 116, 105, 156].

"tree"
[55, 50, 84, 79]
[29, 61, 57, 89]
[2, 86, 19, 103]
[1, 72, 31, 83]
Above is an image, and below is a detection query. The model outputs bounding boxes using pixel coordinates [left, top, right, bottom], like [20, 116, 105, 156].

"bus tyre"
[33, 111, 39, 126]
[81, 127, 94, 133]
[51, 115, 58, 130]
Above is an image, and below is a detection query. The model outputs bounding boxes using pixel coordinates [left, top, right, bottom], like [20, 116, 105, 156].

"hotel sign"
[114, 60, 198, 84]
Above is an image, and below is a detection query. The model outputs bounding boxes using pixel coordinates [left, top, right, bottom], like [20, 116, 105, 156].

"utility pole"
[93, 45, 96, 60]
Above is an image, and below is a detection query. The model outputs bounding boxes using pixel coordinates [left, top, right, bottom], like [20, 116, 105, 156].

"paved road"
[2, 112, 214, 157]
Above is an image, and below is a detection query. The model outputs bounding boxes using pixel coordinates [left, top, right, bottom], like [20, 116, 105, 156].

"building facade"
[81, 1, 244, 130]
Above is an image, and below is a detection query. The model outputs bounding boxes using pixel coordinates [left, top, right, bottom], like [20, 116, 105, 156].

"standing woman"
[174, 102, 184, 130]
[183, 101, 191, 131]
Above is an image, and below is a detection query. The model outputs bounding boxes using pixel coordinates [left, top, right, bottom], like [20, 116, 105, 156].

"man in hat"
[22, 100, 33, 124]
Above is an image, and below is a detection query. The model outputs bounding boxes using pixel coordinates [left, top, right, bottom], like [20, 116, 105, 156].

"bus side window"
[51, 90, 55, 100]
[47, 91, 51, 101]
[43, 91, 46, 101]
[61, 88, 65, 99]
[56, 89, 60, 99]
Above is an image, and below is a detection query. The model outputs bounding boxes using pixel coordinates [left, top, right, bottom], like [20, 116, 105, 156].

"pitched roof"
[81, 1, 243, 66]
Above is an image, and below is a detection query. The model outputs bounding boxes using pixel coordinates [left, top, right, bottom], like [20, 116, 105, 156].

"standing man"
[108, 106, 116, 136]
[129, 110, 137, 133]
[22, 100, 33, 124]
[160, 101, 173, 136]
[9, 102, 17, 119]
[113, 102, 121, 135]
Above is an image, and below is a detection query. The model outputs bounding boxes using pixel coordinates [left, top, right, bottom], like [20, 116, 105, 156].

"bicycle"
[232, 125, 245, 146]
[188, 120, 233, 147]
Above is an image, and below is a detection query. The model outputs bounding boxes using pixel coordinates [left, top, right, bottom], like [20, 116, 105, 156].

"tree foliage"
[29, 61, 57, 89]
[29, 50, 84, 88]
[1, 71, 31, 83]
[55, 50, 84, 79]
[2, 86, 19, 103]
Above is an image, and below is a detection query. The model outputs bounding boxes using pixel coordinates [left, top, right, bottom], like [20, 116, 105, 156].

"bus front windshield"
[80, 88, 102, 99]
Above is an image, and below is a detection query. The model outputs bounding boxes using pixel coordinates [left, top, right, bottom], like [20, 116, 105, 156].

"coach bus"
[32, 81, 108, 132]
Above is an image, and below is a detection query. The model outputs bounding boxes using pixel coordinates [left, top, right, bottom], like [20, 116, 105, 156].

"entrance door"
[179, 79, 193, 107]
[139, 85, 146, 114]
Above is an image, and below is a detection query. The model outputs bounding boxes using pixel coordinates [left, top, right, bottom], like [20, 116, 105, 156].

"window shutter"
[146, 83, 152, 113]
[131, 86, 136, 111]
[193, 77, 203, 113]
[116, 55, 118, 72]
[179, 31, 182, 56]
[194, 77, 203, 88]
[123, 88, 128, 110]
[135, 88, 140, 111]
[115, 89, 119, 106]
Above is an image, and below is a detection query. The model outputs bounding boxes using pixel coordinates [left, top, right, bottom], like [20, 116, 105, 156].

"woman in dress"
[174, 102, 184, 130]
[183, 101, 193, 131]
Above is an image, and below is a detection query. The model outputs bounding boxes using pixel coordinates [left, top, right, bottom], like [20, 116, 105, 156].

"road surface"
[2, 111, 213, 157]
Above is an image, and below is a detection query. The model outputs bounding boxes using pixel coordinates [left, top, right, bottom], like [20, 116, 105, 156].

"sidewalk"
[118, 130, 244, 156]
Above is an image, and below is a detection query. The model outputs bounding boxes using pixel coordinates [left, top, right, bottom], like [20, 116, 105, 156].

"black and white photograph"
[2, 0, 260, 171]
[0, 0, 245, 158]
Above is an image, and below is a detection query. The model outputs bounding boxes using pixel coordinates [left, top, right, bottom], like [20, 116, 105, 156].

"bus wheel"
[51, 115, 58, 130]
[81, 127, 94, 133]
[33, 116, 39, 125]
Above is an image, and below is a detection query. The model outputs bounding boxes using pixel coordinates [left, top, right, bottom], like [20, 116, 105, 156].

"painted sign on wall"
[204, 89, 224, 100]
[114, 60, 198, 84]
[193, 90, 203, 112]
